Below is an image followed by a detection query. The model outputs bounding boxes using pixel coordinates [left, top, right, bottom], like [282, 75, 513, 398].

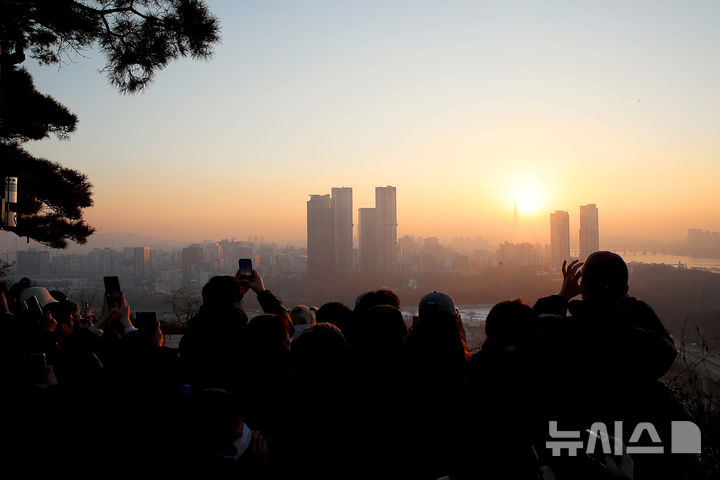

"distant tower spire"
[513, 202, 519, 229]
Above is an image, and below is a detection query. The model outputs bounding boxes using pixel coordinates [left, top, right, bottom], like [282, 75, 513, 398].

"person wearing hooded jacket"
[533, 251, 683, 480]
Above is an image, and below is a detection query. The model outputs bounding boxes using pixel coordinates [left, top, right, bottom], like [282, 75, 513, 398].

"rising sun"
[512, 181, 545, 215]
[516, 191, 541, 214]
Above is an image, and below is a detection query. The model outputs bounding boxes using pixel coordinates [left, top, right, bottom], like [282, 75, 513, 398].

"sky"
[20, 0, 720, 248]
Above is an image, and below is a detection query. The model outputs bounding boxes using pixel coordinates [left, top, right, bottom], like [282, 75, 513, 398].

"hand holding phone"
[238, 258, 253, 280]
[103, 276, 123, 310]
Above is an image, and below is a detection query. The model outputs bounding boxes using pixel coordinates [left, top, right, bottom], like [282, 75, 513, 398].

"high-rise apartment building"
[358, 207, 377, 273]
[307, 194, 334, 276]
[181, 243, 204, 285]
[16, 249, 50, 276]
[550, 210, 570, 265]
[307, 186, 396, 276]
[579, 203, 599, 260]
[497, 242, 540, 266]
[133, 246, 150, 275]
[375, 186, 398, 273]
[331, 187, 353, 274]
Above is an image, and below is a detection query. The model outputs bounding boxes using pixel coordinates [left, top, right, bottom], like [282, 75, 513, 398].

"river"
[618, 252, 720, 272]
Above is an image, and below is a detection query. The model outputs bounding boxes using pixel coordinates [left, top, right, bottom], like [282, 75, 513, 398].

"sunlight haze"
[19, 0, 720, 248]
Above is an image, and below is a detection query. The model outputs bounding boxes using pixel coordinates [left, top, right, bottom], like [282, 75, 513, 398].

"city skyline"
[12, 1, 720, 248]
[3, 3, 720, 470]
[3, 205, 716, 255]
[12, 225, 720, 288]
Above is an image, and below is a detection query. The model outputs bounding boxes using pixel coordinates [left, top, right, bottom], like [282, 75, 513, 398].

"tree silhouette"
[0, 0, 220, 248]
[168, 288, 201, 328]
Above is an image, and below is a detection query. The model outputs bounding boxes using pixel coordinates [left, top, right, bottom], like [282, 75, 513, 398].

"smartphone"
[238, 258, 253, 279]
[103, 276, 122, 309]
[24, 296, 45, 323]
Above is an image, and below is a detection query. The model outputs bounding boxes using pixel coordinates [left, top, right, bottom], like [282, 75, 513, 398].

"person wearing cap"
[533, 251, 682, 479]
[16, 286, 59, 336]
[406, 291, 471, 371]
[18, 286, 59, 311]
[404, 291, 471, 480]
[16, 286, 61, 355]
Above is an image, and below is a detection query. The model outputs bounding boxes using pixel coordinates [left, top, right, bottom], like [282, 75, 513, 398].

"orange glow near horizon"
[510, 175, 547, 216]
[13, 2, 720, 250]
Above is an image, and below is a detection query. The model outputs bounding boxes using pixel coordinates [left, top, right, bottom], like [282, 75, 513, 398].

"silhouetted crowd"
[1, 252, 696, 479]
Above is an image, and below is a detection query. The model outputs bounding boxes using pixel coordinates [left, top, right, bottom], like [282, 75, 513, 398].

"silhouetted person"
[291, 322, 349, 382]
[280, 323, 354, 479]
[351, 305, 420, 478]
[0, 282, 24, 386]
[121, 312, 181, 404]
[404, 291, 471, 479]
[39, 296, 103, 405]
[42, 299, 77, 374]
[352, 288, 403, 356]
[405, 291, 471, 383]
[288, 304, 315, 340]
[179, 269, 286, 394]
[358, 304, 408, 365]
[8, 277, 38, 312]
[353, 288, 402, 315]
[315, 301, 355, 347]
[460, 299, 542, 480]
[177, 388, 270, 479]
[533, 252, 681, 480]
[240, 313, 293, 443]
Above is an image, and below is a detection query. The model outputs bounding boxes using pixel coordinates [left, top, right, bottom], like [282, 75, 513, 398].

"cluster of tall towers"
[307, 186, 397, 276]
[550, 203, 599, 265]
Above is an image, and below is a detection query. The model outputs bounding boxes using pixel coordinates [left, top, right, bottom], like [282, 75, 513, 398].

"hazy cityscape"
[2, 2, 720, 477]
[3, 186, 720, 339]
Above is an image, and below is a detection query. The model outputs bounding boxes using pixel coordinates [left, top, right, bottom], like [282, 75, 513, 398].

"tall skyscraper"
[579, 203, 599, 260]
[375, 186, 398, 272]
[307, 194, 334, 276]
[133, 246, 150, 275]
[358, 207, 377, 273]
[549, 210, 570, 265]
[331, 187, 353, 274]
[182, 243, 204, 285]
